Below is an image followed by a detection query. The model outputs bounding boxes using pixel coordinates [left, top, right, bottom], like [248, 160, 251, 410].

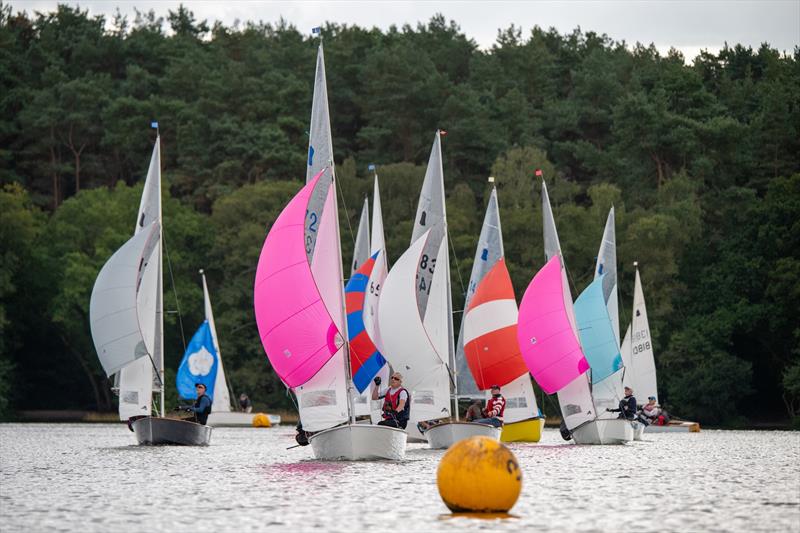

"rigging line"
[162, 229, 187, 353]
[333, 170, 357, 248]
[447, 227, 467, 297]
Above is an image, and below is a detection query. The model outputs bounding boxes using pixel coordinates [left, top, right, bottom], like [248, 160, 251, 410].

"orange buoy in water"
[252, 413, 271, 428]
[437, 436, 522, 513]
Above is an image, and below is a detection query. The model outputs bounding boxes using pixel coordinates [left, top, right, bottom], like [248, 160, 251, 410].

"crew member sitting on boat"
[465, 399, 483, 422]
[371, 373, 410, 429]
[471, 384, 505, 428]
[238, 392, 253, 413]
[185, 383, 212, 425]
[607, 386, 637, 420]
[641, 396, 670, 425]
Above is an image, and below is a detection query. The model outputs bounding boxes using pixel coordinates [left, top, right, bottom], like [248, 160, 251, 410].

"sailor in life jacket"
[371, 372, 410, 429]
[471, 384, 505, 428]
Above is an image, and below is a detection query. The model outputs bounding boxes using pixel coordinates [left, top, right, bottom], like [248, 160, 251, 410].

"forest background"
[1, 3, 798, 427]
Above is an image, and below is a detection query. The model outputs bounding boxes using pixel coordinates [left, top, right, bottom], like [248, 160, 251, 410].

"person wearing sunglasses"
[371, 373, 410, 429]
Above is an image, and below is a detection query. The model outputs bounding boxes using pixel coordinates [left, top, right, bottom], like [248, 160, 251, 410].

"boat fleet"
[88, 37, 695, 453]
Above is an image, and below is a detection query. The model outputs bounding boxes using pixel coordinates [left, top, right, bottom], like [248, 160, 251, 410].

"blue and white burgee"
[176, 321, 218, 400]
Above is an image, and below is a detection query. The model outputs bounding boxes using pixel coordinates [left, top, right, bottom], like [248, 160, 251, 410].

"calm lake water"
[0, 423, 798, 532]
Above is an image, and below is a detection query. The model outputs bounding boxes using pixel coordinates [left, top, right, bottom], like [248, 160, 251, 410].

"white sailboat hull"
[571, 418, 633, 445]
[425, 421, 501, 450]
[644, 420, 701, 433]
[206, 412, 281, 427]
[308, 424, 407, 461]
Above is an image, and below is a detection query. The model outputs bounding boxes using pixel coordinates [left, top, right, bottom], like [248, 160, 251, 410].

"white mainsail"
[115, 137, 163, 420]
[294, 43, 353, 432]
[380, 132, 454, 427]
[623, 264, 659, 403]
[201, 270, 231, 413]
[351, 198, 370, 274]
[304, 43, 335, 263]
[363, 173, 390, 422]
[297, 179, 350, 432]
[378, 231, 451, 424]
[456, 186, 503, 399]
[591, 207, 625, 416]
[351, 196, 372, 418]
[542, 180, 597, 430]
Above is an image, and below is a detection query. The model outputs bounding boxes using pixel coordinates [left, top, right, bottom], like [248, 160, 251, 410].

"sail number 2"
[305, 210, 318, 253]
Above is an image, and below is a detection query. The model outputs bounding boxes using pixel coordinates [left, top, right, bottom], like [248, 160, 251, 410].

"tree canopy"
[1, 4, 798, 425]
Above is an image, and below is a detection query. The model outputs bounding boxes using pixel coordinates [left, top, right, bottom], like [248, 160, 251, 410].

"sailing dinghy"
[254, 169, 405, 460]
[456, 179, 544, 443]
[621, 263, 700, 433]
[254, 42, 405, 461]
[185, 270, 281, 427]
[517, 181, 631, 445]
[379, 132, 499, 448]
[90, 133, 211, 445]
[577, 207, 644, 440]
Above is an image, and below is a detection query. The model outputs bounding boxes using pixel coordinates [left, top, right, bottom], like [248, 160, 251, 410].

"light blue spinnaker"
[574, 274, 623, 384]
[176, 321, 219, 400]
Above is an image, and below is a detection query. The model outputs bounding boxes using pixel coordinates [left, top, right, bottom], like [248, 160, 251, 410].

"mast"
[155, 131, 164, 418]
[314, 31, 356, 424]
[435, 131, 458, 421]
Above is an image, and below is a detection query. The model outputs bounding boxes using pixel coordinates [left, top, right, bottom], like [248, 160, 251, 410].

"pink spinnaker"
[253, 170, 340, 388]
[516, 255, 590, 394]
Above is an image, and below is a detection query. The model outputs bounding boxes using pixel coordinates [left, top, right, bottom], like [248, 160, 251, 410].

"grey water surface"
[0, 424, 798, 532]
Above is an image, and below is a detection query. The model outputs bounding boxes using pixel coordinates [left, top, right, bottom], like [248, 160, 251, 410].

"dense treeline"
[1, 3, 798, 426]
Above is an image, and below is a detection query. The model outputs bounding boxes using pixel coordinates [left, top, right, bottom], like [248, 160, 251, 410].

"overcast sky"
[11, 1, 800, 60]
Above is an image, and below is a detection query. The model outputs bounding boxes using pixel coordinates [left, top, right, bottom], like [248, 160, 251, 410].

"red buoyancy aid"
[382, 387, 410, 422]
[484, 395, 506, 420]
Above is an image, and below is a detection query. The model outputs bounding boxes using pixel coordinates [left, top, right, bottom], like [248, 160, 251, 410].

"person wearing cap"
[185, 383, 212, 425]
[471, 385, 506, 428]
[641, 396, 661, 421]
[371, 372, 411, 429]
[607, 386, 637, 420]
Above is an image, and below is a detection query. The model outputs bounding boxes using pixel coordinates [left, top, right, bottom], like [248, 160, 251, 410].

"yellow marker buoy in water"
[252, 413, 271, 428]
[437, 436, 522, 513]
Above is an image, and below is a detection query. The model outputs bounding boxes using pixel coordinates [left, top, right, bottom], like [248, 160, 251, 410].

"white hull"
[308, 424, 407, 461]
[644, 420, 700, 433]
[405, 422, 428, 443]
[571, 418, 633, 445]
[206, 411, 281, 427]
[425, 421, 501, 450]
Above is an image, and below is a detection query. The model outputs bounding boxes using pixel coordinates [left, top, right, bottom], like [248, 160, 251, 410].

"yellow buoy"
[251, 413, 271, 428]
[437, 436, 522, 513]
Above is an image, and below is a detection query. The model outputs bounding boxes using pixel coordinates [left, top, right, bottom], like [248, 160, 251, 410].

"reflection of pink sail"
[254, 171, 339, 388]
[517, 255, 590, 394]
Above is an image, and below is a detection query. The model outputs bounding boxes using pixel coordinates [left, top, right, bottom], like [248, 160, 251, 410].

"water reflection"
[0, 424, 798, 532]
